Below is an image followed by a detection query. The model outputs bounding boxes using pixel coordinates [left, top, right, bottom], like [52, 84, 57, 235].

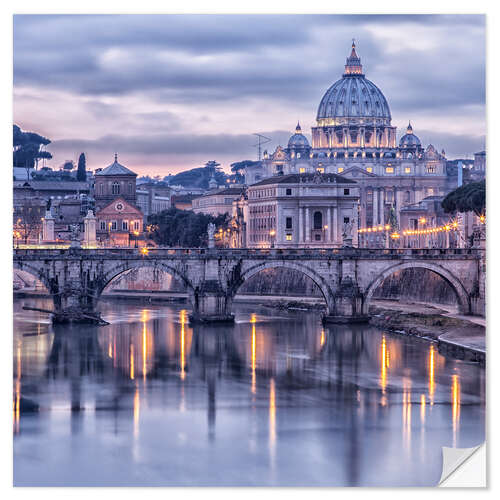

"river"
[13, 297, 485, 487]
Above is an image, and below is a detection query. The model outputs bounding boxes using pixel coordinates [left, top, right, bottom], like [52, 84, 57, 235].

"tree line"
[147, 208, 228, 247]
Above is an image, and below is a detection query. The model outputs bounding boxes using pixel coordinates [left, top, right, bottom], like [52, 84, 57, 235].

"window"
[426, 165, 436, 173]
[313, 211, 323, 230]
[344, 217, 350, 224]
[112, 182, 120, 195]
[286, 188, 292, 196]
[100, 221, 106, 231]
[427, 187, 435, 196]
[337, 167, 344, 173]
[315, 234, 321, 241]
[286, 234, 292, 241]
[128, 182, 132, 194]
[297, 153, 301, 159]
[366, 167, 373, 173]
[133, 220, 140, 231]
[405, 167, 411, 174]
[299, 167, 306, 173]
[385, 167, 395, 174]
[344, 189, 350, 195]
[122, 220, 128, 231]
[286, 217, 293, 229]
[316, 167, 325, 174]
[111, 220, 117, 231]
[405, 191, 411, 203]
[99, 183, 104, 195]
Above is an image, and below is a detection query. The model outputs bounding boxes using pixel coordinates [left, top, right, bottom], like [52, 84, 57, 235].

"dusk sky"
[13, 14, 486, 176]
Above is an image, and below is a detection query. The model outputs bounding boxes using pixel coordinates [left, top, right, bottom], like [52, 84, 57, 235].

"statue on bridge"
[69, 224, 81, 248]
[207, 223, 216, 249]
[342, 220, 354, 247]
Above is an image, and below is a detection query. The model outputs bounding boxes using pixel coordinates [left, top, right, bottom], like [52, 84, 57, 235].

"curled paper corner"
[439, 443, 486, 487]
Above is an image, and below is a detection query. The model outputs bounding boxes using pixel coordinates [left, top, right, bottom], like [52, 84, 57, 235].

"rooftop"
[95, 154, 137, 177]
[250, 173, 356, 186]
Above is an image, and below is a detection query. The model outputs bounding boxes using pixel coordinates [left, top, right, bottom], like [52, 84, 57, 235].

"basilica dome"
[316, 42, 391, 125]
[399, 122, 421, 147]
[287, 122, 310, 149]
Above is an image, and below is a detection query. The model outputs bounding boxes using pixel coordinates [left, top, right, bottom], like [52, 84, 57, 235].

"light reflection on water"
[13, 298, 485, 487]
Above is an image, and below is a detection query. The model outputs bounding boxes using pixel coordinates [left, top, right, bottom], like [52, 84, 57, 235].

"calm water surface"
[13, 298, 485, 486]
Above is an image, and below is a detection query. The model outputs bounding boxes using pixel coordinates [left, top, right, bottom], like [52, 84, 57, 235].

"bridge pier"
[323, 277, 370, 324]
[189, 280, 235, 324]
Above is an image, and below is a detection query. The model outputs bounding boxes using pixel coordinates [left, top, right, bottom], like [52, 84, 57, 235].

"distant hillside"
[169, 166, 226, 189]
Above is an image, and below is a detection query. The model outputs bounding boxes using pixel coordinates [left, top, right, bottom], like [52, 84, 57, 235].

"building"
[473, 151, 486, 179]
[14, 180, 91, 202]
[245, 172, 359, 248]
[96, 197, 144, 247]
[94, 155, 145, 246]
[136, 183, 172, 218]
[94, 154, 137, 211]
[171, 194, 199, 211]
[192, 187, 245, 216]
[244, 42, 452, 230]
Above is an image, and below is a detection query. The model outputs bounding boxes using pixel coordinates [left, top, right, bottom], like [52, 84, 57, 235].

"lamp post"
[269, 229, 276, 248]
[419, 217, 426, 248]
[323, 225, 328, 245]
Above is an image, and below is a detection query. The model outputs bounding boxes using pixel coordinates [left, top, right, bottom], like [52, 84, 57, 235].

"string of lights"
[358, 215, 485, 238]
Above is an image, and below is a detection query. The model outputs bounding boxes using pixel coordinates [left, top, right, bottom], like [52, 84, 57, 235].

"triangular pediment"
[339, 165, 378, 178]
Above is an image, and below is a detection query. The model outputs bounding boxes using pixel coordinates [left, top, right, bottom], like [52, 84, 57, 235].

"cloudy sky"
[13, 14, 485, 176]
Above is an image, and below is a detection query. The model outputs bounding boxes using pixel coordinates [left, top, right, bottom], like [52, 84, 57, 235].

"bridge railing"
[13, 246, 483, 259]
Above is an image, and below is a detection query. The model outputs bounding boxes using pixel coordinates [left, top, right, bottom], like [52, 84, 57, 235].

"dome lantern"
[344, 39, 363, 76]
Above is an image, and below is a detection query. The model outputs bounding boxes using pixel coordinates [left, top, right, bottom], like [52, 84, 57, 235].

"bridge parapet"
[13, 246, 484, 323]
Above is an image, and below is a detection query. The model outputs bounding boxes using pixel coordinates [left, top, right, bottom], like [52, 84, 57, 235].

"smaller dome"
[287, 122, 310, 149]
[399, 121, 421, 148]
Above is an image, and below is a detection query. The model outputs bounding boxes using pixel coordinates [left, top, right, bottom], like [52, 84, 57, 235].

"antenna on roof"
[252, 133, 271, 161]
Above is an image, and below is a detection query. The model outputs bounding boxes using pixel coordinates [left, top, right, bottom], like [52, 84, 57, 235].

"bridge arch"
[230, 260, 335, 313]
[95, 261, 194, 302]
[13, 261, 51, 292]
[362, 261, 471, 315]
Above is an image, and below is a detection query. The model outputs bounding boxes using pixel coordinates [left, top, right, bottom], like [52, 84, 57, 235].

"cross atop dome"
[344, 39, 363, 76]
[295, 121, 302, 133]
[407, 121, 413, 134]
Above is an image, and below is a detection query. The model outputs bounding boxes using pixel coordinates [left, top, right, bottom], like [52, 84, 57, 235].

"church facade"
[244, 42, 453, 232]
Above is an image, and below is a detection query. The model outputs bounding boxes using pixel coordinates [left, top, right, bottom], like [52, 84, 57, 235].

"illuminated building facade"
[245, 42, 451, 231]
[245, 172, 359, 248]
[94, 154, 138, 211]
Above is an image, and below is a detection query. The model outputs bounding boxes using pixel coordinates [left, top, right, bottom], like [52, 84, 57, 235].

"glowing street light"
[269, 229, 276, 248]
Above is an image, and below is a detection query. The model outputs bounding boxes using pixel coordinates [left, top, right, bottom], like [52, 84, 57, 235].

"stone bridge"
[13, 247, 485, 323]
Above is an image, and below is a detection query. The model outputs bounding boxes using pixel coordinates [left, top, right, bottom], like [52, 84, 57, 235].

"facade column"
[298, 206, 303, 243]
[360, 188, 367, 228]
[305, 208, 310, 242]
[332, 206, 338, 245]
[326, 207, 331, 242]
[378, 188, 384, 224]
[372, 188, 379, 226]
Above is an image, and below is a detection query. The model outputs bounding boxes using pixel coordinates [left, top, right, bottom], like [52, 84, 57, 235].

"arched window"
[128, 182, 132, 194]
[313, 211, 323, 230]
[112, 182, 120, 195]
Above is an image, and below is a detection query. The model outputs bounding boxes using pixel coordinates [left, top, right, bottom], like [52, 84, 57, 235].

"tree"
[441, 180, 485, 216]
[13, 125, 52, 178]
[169, 165, 228, 189]
[15, 198, 44, 244]
[147, 208, 228, 247]
[77, 153, 87, 181]
[62, 160, 75, 171]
